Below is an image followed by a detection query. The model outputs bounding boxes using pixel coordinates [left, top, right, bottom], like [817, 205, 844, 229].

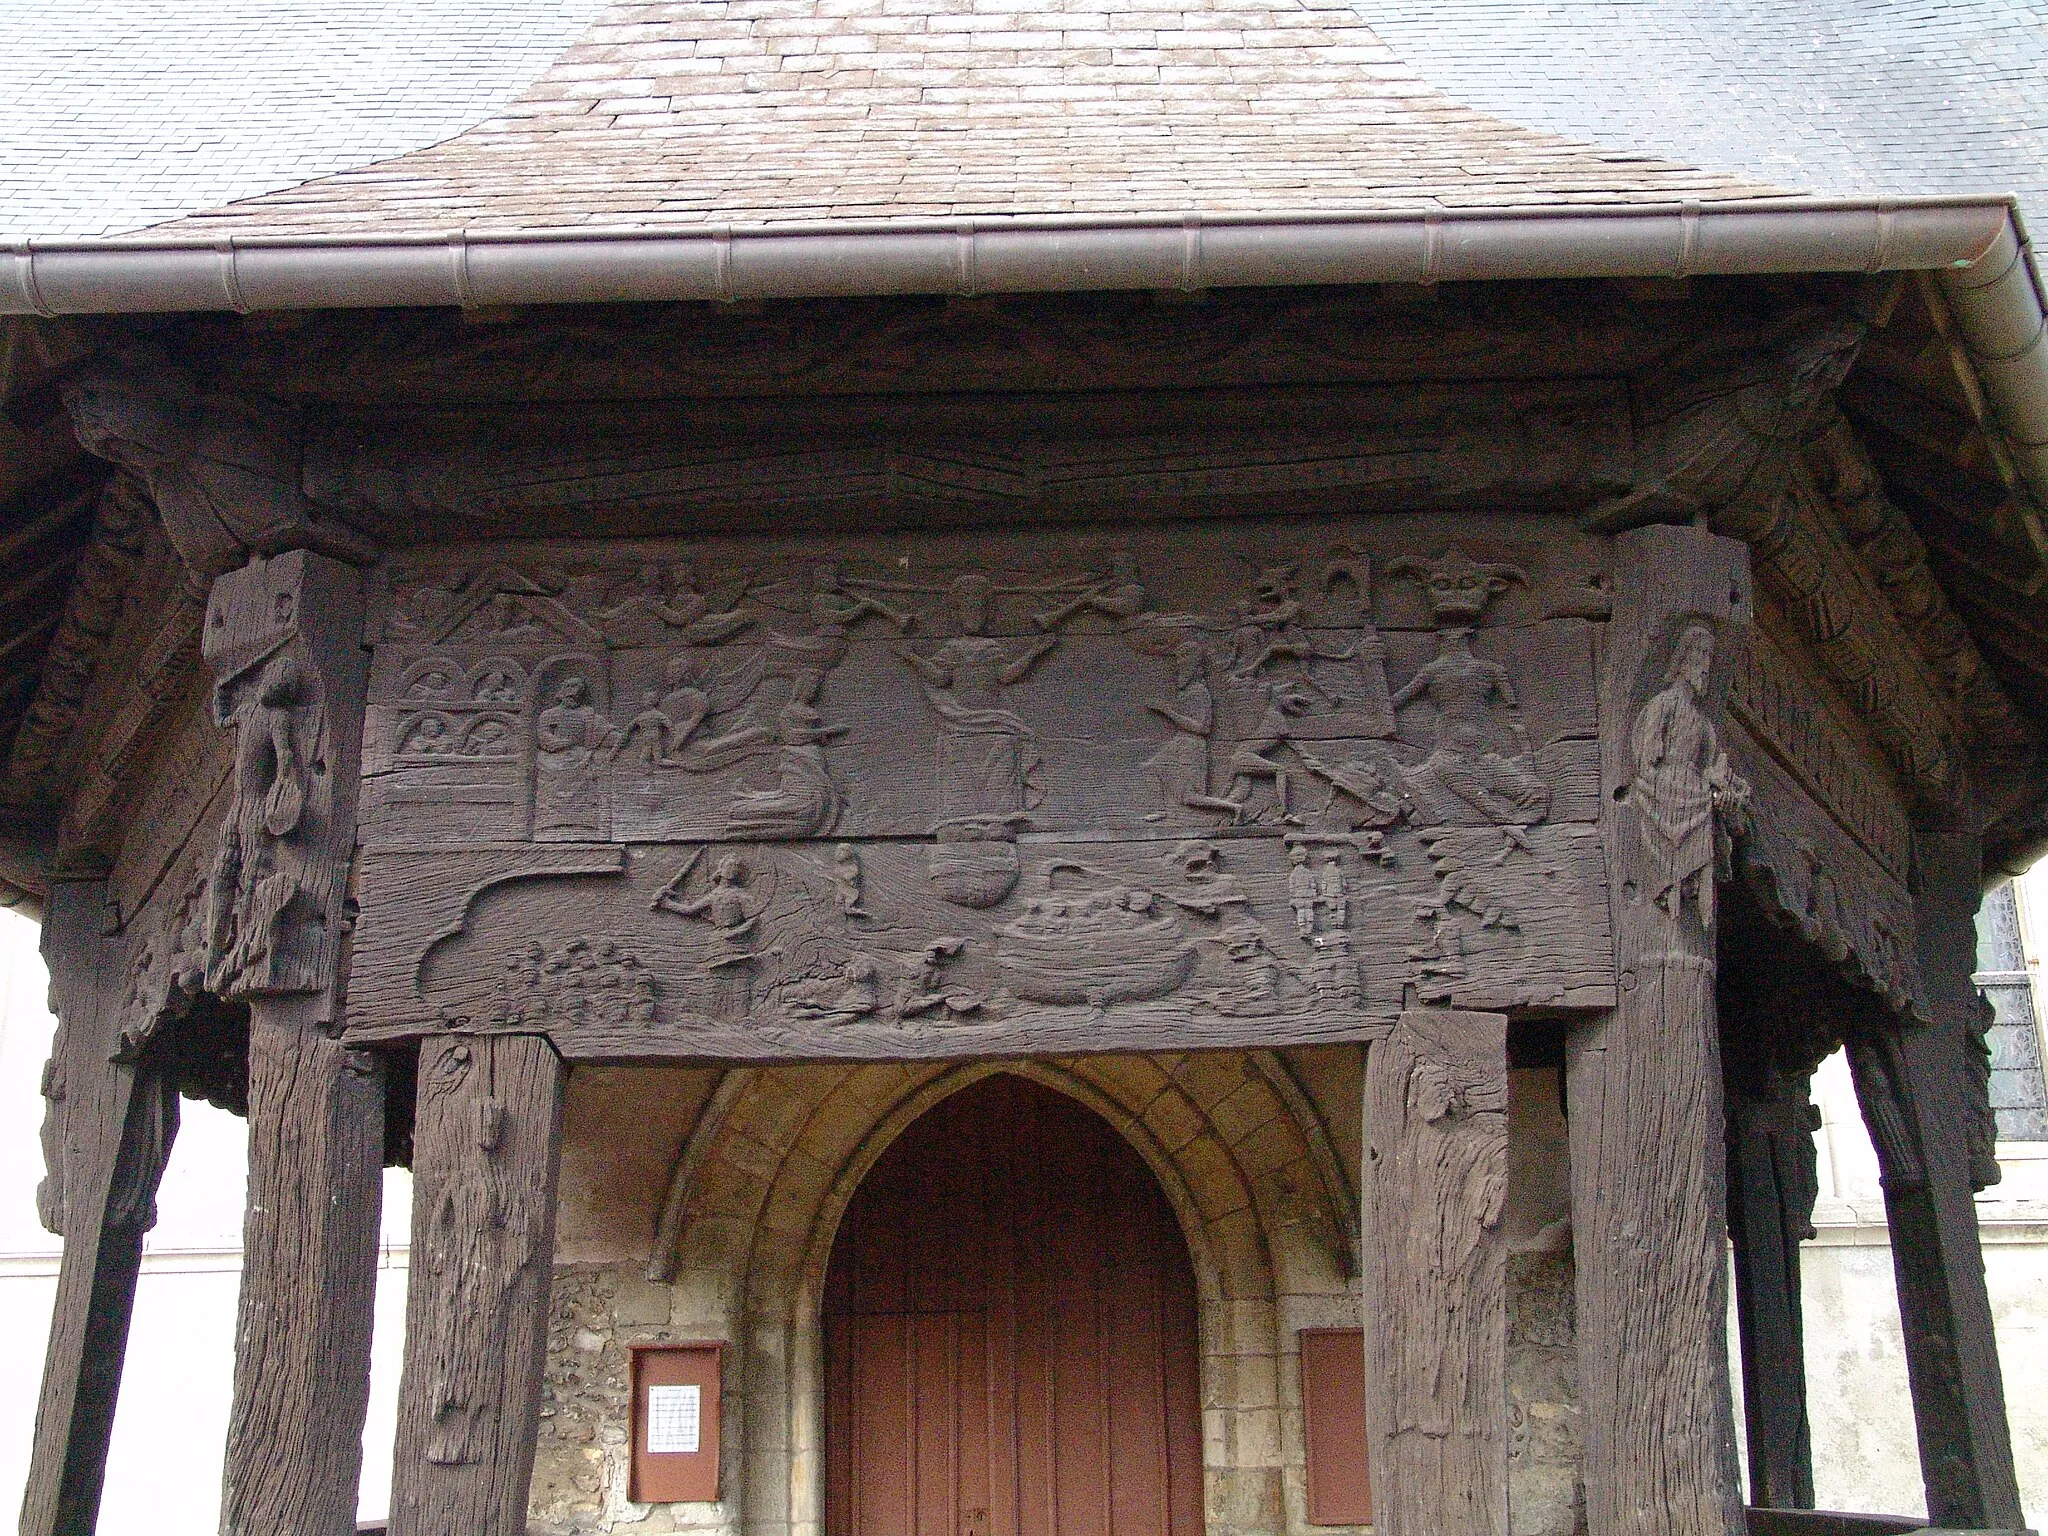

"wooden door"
[825, 1075, 1204, 1536]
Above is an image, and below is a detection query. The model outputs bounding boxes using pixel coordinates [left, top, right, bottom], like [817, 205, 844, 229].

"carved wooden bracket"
[199, 551, 367, 1006]
[62, 349, 374, 578]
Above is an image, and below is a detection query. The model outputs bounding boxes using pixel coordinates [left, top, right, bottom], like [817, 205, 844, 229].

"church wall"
[526, 1053, 1584, 1536]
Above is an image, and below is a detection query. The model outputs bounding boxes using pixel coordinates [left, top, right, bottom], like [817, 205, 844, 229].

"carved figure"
[501, 938, 658, 1028]
[783, 954, 884, 1025]
[462, 717, 515, 757]
[724, 701, 846, 839]
[206, 655, 317, 996]
[1142, 641, 1232, 819]
[1629, 623, 1751, 925]
[1160, 840, 1251, 918]
[1392, 629, 1548, 828]
[902, 574, 1060, 901]
[615, 690, 673, 765]
[406, 664, 457, 701]
[1297, 746, 1406, 828]
[35, 1058, 66, 1236]
[1309, 930, 1358, 1006]
[472, 663, 521, 703]
[1318, 850, 1349, 930]
[418, 1049, 529, 1465]
[832, 844, 870, 920]
[899, 581, 1058, 829]
[653, 851, 774, 1013]
[400, 714, 457, 756]
[1386, 547, 1526, 625]
[1288, 846, 1318, 939]
[1220, 680, 1314, 824]
[1227, 563, 1320, 677]
[1590, 310, 1864, 532]
[533, 675, 615, 837]
[1211, 920, 1300, 1014]
[888, 937, 983, 1023]
[600, 563, 754, 644]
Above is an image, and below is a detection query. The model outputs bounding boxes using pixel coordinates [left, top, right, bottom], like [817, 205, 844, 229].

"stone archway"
[650, 1051, 1361, 1536]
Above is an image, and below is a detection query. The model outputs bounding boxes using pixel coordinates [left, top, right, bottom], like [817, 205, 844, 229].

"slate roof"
[134, 0, 1786, 237]
[1356, 0, 2048, 229]
[9, 0, 2042, 239]
[0, 0, 608, 239]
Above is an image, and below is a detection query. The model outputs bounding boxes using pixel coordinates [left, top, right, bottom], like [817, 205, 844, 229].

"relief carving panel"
[1722, 619, 1923, 1016]
[349, 515, 1615, 1060]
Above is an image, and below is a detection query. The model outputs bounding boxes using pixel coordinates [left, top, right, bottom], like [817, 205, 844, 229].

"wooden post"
[1723, 1074, 1820, 1510]
[1359, 1007, 1509, 1536]
[1570, 523, 1750, 1536]
[19, 879, 180, 1536]
[389, 1033, 566, 1536]
[1848, 826, 2023, 1529]
[203, 552, 388, 1536]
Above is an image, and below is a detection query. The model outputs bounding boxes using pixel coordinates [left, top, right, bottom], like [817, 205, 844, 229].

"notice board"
[630, 1343, 724, 1503]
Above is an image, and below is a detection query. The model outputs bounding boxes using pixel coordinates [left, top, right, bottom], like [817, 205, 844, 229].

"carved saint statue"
[533, 675, 615, 837]
[1629, 623, 1751, 927]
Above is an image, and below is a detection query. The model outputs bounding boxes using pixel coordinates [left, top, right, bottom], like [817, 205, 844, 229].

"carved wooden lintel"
[346, 517, 1618, 1061]
[1360, 1007, 1508, 1536]
[305, 381, 1632, 541]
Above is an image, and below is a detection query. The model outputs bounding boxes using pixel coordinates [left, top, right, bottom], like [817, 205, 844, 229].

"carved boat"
[927, 840, 1020, 907]
[996, 909, 1198, 1007]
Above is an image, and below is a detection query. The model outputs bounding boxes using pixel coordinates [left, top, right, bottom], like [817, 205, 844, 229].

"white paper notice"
[646, 1384, 702, 1455]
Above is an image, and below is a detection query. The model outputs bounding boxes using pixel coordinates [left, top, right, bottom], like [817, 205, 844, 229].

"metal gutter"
[12, 189, 2042, 530]
[1934, 206, 2048, 526]
[0, 196, 2015, 315]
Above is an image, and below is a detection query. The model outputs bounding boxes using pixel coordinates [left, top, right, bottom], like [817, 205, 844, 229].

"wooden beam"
[1571, 523, 1750, 1536]
[389, 1033, 565, 1536]
[203, 552, 386, 1536]
[19, 879, 180, 1536]
[1359, 1007, 1508, 1536]
[1848, 826, 2023, 1529]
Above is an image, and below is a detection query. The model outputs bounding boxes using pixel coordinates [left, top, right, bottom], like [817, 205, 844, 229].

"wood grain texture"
[1571, 523, 1750, 1536]
[20, 879, 179, 1536]
[344, 516, 1614, 1063]
[1850, 825, 2023, 1529]
[1359, 1008, 1507, 1536]
[220, 1002, 385, 1536]
[1723, 1072, 1821, 1511]
[206, 551, 387, 1536]
[306, 383, 1631, 541]
[390, 1033, 566, 1536]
